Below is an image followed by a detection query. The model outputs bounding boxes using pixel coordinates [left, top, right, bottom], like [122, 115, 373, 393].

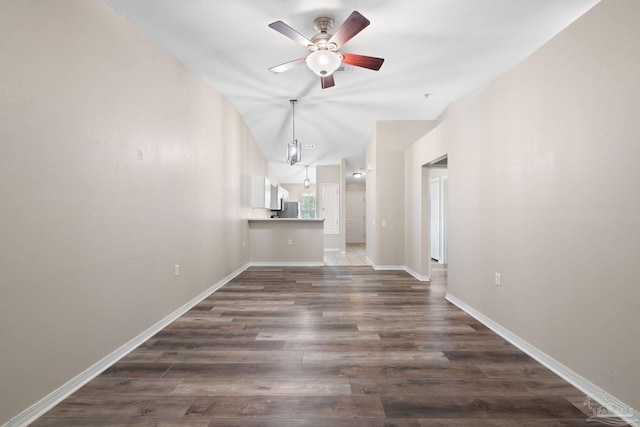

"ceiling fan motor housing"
[313, 17, 334, 33]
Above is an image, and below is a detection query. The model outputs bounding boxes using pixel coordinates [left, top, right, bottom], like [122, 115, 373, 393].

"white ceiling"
[102, 0, 598, 184]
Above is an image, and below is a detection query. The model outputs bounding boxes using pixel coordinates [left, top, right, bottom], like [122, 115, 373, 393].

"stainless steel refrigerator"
[279, 201, 299, 218]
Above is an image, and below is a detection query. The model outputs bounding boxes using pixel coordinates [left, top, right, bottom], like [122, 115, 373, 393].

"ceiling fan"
[268, 11, 385, 89]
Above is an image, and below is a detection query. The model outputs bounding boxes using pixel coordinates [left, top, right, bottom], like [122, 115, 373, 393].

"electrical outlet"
[381, 220, 387, 227]
[242, 240, 246, 248]
[174, 264, 180, 277]
[495, 272, 502, 286]
[288, 239, 293, 245]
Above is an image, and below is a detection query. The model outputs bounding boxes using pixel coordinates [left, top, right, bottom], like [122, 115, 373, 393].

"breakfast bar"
[248, 218, 325, 265]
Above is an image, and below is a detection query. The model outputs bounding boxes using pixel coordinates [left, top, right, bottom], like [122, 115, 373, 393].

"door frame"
[423, 156, 448, 279]
[430, 177, 441, 262]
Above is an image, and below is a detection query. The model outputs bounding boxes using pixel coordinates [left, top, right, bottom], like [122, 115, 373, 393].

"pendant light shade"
[287, 140, 300, 165]
[287, 100, 301, 165]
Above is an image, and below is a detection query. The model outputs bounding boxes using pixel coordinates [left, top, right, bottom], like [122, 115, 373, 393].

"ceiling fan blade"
[321, 74, 335, 89]
[268, 21, 314, 48]
[341, 53, 384, 71]
[328, 11, 370, 49]
[269, 57, 306, 74]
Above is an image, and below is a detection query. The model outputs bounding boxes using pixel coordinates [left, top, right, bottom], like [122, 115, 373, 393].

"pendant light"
[304, 165, 310, 188]
[287, 100, 301, 166]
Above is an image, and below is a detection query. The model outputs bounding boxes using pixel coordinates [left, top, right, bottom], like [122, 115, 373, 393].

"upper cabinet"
[251, 176, 271, 209]
[269, 185, 290, 211]
[278, 186, 289, 202]
[251, 178, 290, 210]
[270, 185, 279, 210]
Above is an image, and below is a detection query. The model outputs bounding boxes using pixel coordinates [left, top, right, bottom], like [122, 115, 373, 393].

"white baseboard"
[368, 261, 430, 282]
[445, 293, 639, 427]
[404, 266, 430, 282]
[249, 261, 325, 267]
[5, 263, 251, 427]
[371, 264, 405, 271]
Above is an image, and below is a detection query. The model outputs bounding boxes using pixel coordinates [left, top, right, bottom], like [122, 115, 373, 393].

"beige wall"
[405, 0, 640, 412]
[367, 121, 438, 266]
[0, 1, 269, 424]
[316, 165, 342, 250]
[281, 183, 316, 204]
[248, 220, 324, 263]
[346, 183, 366, 192]
[366, 131, 377, 262]
[405, 128, 449, 277]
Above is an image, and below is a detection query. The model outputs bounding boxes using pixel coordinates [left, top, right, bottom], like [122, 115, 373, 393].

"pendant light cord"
[291, 99, 296, 142]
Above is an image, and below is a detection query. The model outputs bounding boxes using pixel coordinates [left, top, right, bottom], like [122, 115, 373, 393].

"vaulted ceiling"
[103, 0, 598, 184]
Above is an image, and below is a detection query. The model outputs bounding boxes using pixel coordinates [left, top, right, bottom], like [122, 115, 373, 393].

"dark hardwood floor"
[33, 264, 627, 426]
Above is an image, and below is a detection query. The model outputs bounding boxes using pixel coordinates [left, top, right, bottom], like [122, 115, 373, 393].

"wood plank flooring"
[33, 264, 628, 426]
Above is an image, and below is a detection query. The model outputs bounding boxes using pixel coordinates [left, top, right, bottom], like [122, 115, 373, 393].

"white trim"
[445, 293, 640, 427]
[404, 266, 430, 282]
[371, 264, 405, 271]
[5, 263, 251, 427]
[369, 263, 430, 282]
[249, 261, 325, 267]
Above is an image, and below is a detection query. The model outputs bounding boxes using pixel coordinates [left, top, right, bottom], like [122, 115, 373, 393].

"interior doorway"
[425, 156, 448, 277]
[430, 178, 441, 261]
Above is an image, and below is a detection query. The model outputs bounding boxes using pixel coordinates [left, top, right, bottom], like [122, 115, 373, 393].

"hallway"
[32, 263, 622, 425]
[324, 244, 369, 266]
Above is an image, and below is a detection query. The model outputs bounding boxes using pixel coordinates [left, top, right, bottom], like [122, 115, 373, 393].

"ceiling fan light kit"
[268, 11, 384, 88]
[306, 50, 343, 76]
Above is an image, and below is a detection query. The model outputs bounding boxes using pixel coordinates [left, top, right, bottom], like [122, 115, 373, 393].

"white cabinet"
[251, 176, 271, 209]
[278, 186, 289, 202]
[270, 185, 290, 211]
[270, 185, 279, 210]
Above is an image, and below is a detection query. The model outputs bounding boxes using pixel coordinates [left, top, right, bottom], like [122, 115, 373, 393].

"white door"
[320, 183, 339, 234]
[441, 176, 448, 264]
[346, 191, 365, 243]
[430, 178, 440, 261]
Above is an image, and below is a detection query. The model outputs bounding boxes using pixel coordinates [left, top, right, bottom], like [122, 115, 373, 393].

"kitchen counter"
[248, 218, 325, 265]
[248, 218, 325, 222]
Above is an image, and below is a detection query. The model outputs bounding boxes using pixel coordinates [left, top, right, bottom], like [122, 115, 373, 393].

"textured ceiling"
[102, 0, 598, 184]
